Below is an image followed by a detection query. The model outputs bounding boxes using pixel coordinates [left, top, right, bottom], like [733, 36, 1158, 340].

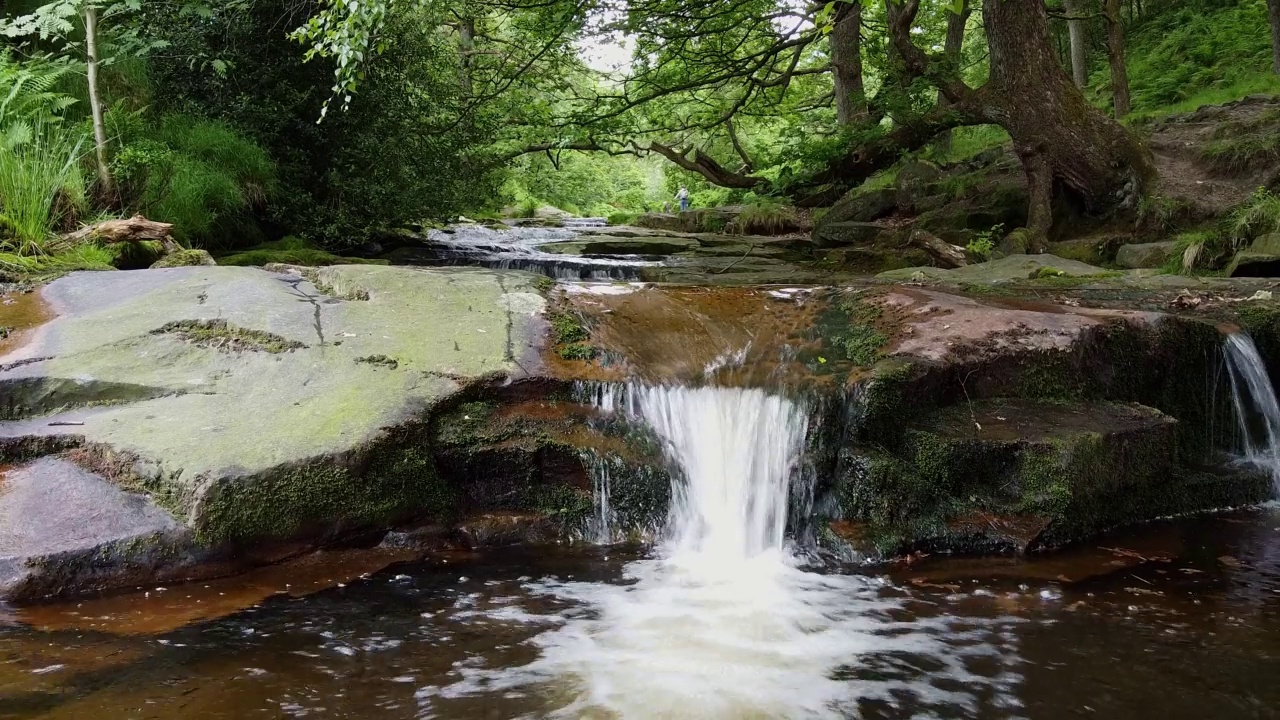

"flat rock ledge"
[0, 265, 555, 602]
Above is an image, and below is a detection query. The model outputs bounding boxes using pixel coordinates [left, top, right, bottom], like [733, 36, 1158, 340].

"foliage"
[148, 0, 501, 249]
[1111, 0, 1277, 117]
[1229, 187, 1280, 249]
[113, 114, 275, 245]
[727, 198, 800, 235]
[0, 52, 88, 253]
[966, 223, 1004, 261]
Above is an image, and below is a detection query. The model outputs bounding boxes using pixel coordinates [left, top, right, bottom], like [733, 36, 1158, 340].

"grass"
[0, 117, 88, 253]
[607, 211, 638, 225]
[1201, 110, 1280, 173]
[0, 244, 116, 280]
[728, 200, 800, 235]
[1229, 187, 1280, 248]
[1108, 0, 1278, 120]
[114, 114, 276, 246]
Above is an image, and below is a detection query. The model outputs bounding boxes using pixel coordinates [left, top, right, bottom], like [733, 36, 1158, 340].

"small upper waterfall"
[1224, 333, 1280, 489]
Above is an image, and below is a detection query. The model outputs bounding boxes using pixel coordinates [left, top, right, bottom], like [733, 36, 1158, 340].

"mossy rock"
[833, 399, 1198, 555]
[150, 249, 216, 269]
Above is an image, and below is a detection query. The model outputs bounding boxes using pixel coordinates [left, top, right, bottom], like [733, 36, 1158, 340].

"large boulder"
[1228, 233, 1280, 277]
[0, 265, 557, 601]
[1117, 241, 1178, 269]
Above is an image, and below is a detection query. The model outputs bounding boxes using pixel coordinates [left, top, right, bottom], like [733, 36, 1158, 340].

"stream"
[4, 373, 1280, 718]
[2, 509, 1280, 718]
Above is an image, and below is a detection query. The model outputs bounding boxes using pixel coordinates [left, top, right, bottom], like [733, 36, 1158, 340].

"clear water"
[7, 515, 1280, 719]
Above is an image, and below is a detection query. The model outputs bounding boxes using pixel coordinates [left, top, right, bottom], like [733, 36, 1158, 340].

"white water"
[421, 382, 1027, 718]
[1224, 333, 1280, 490]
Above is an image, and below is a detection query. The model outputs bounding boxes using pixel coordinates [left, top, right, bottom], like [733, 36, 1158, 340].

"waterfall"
[586, 382, 809, 560]
[487, 382, 890, 718]
[1224, 333, 1280, 489]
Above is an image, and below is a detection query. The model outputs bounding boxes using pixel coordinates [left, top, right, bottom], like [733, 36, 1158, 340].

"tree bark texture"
[981, 0, 1151, 237]
[935, 1, 972, 155]
[84, 7, 114, 199]
[1064, 0, 1090, 87]
[63, 215, 178, 251]
[831, 1, 867, 125]
[1103, 0, 1131, 118]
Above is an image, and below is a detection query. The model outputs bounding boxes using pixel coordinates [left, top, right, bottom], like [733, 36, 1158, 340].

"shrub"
[113, 114, 276, 246]
[729, 200, 800, 235]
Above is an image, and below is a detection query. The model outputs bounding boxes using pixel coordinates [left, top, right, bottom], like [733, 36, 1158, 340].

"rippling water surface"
[0, 507, 1278, 719]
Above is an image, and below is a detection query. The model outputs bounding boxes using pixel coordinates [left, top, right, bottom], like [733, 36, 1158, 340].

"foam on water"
[419, 383, 1026, 718]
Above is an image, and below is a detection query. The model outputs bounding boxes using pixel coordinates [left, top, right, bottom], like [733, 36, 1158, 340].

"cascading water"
[422, 380, 1026, 717]
[1224, 333, 1280, 490]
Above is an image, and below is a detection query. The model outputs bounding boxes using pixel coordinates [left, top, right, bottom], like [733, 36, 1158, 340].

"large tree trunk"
[83, 7, 114, 200]
[934, 1, 972, 155]
[831, 1, 866, 125]
[1064, 0, 1090, 87]
[981, 0, 1152, 240]
[1268, 0, 1280, 74]
[1103, 0, 1131, 118]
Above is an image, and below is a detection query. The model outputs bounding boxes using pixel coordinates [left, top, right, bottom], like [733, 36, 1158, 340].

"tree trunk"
[63, 214, 178, 251]
[935, 1, 972, 155]
[1268, 0, 1280, 74]
[1103, 0, 1131, 118]
[1064, 0, 1089, 87]
[831, 2, 866, 125]
[83, 7, 114, 199]
[981, 0, 1152, 240]
[458, 16, 476, 96]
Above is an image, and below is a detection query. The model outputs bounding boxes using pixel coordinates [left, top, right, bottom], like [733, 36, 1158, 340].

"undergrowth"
[728, 199, 799, 235]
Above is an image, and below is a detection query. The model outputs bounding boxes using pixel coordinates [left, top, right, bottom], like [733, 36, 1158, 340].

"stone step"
[835, 399, 1225, 554]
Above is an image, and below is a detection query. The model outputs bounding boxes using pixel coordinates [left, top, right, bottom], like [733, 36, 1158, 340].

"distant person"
[676, 187, 690, 212]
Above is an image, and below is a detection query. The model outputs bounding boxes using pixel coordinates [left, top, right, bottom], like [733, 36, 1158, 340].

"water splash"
[421, 381, 1027, 718]
[1224, 333, 1280, 489]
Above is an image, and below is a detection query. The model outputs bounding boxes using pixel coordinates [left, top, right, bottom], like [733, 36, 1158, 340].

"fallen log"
[63, 215, 179, 252]
[909, 229, 969, 268]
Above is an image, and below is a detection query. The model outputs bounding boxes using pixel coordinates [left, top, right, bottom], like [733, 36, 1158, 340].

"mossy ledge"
[815, 313, 1276, 558]
[151, 319, 305, 354]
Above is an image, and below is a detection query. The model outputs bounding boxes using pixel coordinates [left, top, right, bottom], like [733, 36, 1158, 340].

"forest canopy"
[1, 0, 1279, 262]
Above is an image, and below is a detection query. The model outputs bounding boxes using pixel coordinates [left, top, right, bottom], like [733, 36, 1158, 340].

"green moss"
[195, 442, 454, 548]
[1027, 271, 1123, 287]
[150, 249, 214, 268]
[558, 343, 599, 361]
[0, 326, 10, 340]
[550, 312, 589, 344]
[152, 319, 305, 353]
[532, 275, 556, 293]
[355, 354, 399, 369]
[823, 294, 890, 367]
[528, 484, 594, 532]
[219, 237, 386, 268]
